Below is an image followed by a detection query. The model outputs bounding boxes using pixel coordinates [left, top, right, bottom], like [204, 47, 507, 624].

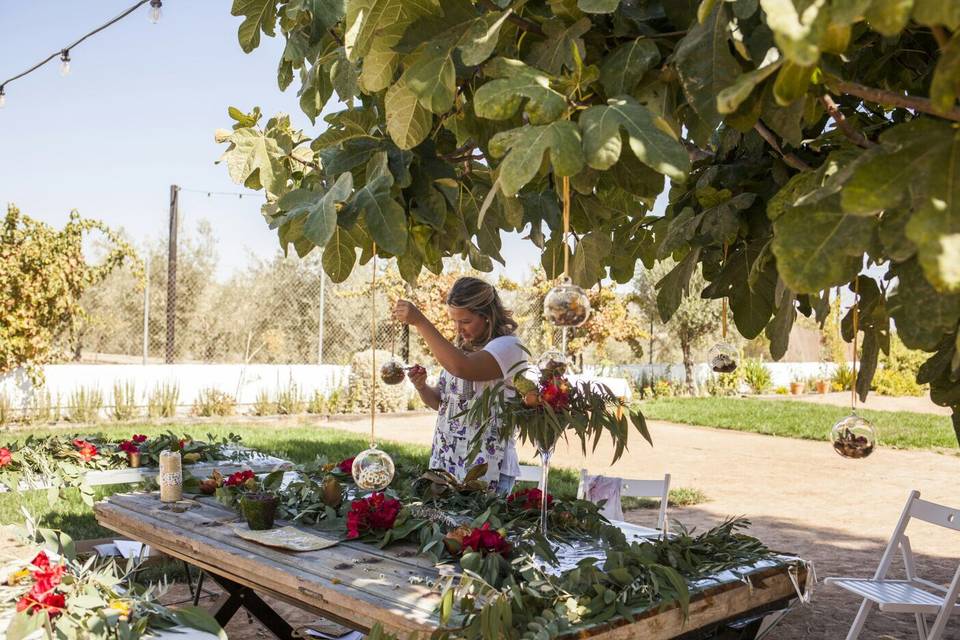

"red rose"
[118, 440, 139, 454]
[540, 381, 570, 410]
[507, 488, 552, 511]
[346, 492, 401, 539]
[337, 456, 356, 474]
[224, 470, 255, 487]
[462, 523, 511, 556]
[178, 439, 187, 450]
[74, 440, 98, 462]
[33, 565, 66, 594]
[0, 447, 11, 467]
[132, 434, 148, 443]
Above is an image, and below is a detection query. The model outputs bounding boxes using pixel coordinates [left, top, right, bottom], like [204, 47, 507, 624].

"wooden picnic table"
[0, 450, 291, 493]
[95, 492, 808, 640]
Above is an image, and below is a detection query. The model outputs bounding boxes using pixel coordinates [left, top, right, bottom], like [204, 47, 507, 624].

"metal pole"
[142, 252, 150, 364]
[649, 317, 654, 364]
[317, 273, 326, 364]
[165, 185, 179, 364]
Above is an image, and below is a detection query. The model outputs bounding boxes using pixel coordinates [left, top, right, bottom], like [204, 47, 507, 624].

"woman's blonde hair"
[446, 277, 518, 349]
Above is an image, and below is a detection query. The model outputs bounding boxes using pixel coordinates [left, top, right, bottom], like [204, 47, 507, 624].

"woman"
[393, 277, 525, 496]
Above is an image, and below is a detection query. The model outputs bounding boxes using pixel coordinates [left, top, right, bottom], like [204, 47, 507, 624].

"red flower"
[0, 447, 11, 467]
[462, 523, 511, 556]
[33, 565, 66, 594]
[30, 552, 51, 570]
[118, 440, 139, 454]
[540, 380, 570, 411]
[224, 470, 255, 487]
[178, 438, 187, 450]
[74, 440, 98, 462]
[337, 456, 356, 474]
[346, 492, 401, 539]
[507, 487, 553, 511]
[132, 434, 148, 443]
[16, 590, 66, 618]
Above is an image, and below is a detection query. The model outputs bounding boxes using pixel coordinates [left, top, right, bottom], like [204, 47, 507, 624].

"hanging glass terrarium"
[380, 360, 406, 385]
[708, 342, 739, 374]
[352, 244, 396, 491]
[352, 444, 396, 490]
[537, 350, 568, 377]
[544, 278, 591, 327]
[831, 413, 877, 459]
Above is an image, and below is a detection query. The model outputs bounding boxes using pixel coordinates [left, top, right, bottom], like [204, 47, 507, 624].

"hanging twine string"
[721, 243, 729, 340]
[850, 277, 860, 412]
[371, 243, 377, 446]
[562, 176, 571, 279]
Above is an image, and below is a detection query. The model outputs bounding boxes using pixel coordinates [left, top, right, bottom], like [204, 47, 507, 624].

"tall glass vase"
[537, 442, 555, 537]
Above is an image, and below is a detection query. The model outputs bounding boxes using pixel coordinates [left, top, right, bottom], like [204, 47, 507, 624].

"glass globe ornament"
[537, 350, 568, 376]
[543, 278, 590, 327]
[831, 413, 877, 459]
[352, 445, 396, 491]
[380, 360, 406, 385]
[708, 342, 739, 374]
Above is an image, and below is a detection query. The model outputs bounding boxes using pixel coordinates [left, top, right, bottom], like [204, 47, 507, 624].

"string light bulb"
[0, 86, 6, 109]
[59, 50, 71, 77]
[148, 0, 163, 23]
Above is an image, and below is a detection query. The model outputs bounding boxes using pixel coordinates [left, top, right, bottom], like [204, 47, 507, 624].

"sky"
[0, 1, 541, 282]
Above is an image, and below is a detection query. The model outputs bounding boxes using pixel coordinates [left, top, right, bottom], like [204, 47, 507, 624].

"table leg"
[205, 573, 296, 640]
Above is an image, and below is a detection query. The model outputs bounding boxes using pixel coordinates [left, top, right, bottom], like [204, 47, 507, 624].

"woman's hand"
[393, 299, 426, 328]
[407, 364, 427, 390]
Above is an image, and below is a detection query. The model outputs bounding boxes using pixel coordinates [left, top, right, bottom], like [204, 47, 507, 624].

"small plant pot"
[240, 492, 278, 530]
[127, 452, 141, 468]
[815, 380, 828, 395]
[789, 382, 805, 395]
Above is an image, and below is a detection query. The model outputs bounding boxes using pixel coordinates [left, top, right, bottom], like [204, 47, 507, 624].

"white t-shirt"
[480, 335, 526, 477]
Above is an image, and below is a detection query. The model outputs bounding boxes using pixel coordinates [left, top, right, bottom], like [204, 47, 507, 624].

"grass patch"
[640, 397, 957, 451]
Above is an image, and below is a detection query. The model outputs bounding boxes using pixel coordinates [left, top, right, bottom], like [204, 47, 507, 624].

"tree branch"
[287, 152, 322, 172]
[832, 79, 960, 122]
[478, 0, 544, 36]
[753, 121, 814, 172]
[820, 94, 875, 148]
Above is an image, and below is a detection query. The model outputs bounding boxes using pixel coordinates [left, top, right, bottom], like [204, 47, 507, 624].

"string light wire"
[0, 0, 161, 106]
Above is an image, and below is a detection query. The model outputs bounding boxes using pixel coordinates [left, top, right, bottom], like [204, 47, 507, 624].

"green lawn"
[1, 422, 702, 541]
[640, 397, 958, 451]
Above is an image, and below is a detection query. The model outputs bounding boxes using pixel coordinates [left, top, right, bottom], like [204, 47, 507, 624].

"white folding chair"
[577, 469, 671, 530]
[824, 490, 960, 639]
[516, 464, 543, 488]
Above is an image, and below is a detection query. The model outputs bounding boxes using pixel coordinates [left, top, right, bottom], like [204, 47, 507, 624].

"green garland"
[0, 432, 247, 505]
[203, 459, 786, 640]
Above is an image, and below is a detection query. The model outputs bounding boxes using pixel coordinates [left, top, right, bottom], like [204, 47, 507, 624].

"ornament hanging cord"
[561, 177, 571, 354]
[371, 243, 377, 446]
[850, 277, 860, 413]
[721, 243, 728, 340]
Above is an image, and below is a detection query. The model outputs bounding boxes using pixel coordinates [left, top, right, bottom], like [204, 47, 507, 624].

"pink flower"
[118, 440, 139, 454]
[131, 434, 148, 443]
[0, 448, 12, 467]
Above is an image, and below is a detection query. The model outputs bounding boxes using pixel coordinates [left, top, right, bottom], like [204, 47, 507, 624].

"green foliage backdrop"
[217, 0, 960, 437]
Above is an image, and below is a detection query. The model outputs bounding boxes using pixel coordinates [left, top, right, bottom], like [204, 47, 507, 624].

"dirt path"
[328, 413, 960, 639]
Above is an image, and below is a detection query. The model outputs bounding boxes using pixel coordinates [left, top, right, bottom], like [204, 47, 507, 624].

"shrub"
[192, 388, 236, 416]
[831, 364, 854, 392]
[26, 389, 59, 425]
[871, 368, 924, 397]
[774, 386, 789, 395]
[276, 381, 305, 415]
[327, 388, 345, 413]
[67, 387, 103, 423]
[147, 383, 179, 418]
[741, 359, 772, 394]
[111, 381, 138, 421]
[0, 393, 12, 425]
[705, 372, 740, 397]
[347, 349, 408, 413]
[252, 390, 273, 416]
[307, 390, 328, 414]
